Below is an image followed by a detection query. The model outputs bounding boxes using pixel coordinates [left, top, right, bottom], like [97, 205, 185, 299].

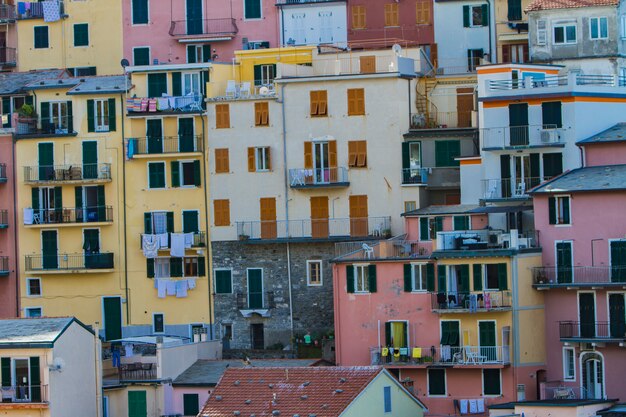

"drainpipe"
[486, 0, 494, 62]
[120, 94, 130, 326]
[11, 129, 19, 316]
[200, 113, 213, 340]
[577, 143, 585, 167]
[511, 255, 520, 401]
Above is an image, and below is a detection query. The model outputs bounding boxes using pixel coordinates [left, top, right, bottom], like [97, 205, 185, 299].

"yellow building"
[494, 0, 531, 63]
[15, 0, 123, 75]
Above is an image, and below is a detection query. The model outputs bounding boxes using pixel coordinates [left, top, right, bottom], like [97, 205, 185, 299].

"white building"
[277, 0, 348, 47]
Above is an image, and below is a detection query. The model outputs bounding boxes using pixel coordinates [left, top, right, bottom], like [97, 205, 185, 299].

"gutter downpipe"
[200, 112, 213, 340]
[11, 121, 19, 316]
[120, 92, 130, 326]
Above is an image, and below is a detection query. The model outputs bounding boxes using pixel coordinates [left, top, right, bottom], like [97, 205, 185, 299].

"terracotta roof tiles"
[525, 0, 618, 12]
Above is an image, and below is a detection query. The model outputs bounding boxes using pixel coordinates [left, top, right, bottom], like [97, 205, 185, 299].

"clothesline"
[142, 232, 196, 258]
[154, 278, 196, 299]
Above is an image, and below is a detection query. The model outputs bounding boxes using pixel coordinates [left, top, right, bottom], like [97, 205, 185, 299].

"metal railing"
[482, 177, 545, 199]
[481, 124, 561, 149]
[0, 47, 16, 65]
[410, 111, 475, 129]
[128, 136, 203, 155]
[24, 163, 112, 182]
[0, 385, 48, 403]
[0, 4, 16, 21]
[533, 266, 626, 286]
[432, 58, 487, 75]
[0, 209, 7, 227]
[559, 321, 623, 340]
[401, 168, 428, 184]
[543, 385, 590, 400]
[25, 253, 114, 271]
[25, 206, 113, 225]
[236, 216, 391, 241]
[119, 362, 156, 381]
[431, 291, 513, 311]
[276, 0, 342, 3]
[370, 345, 510, 366]
[17, 1, 64, 19]
[206, 80, 277, 101]
[139, 232, 206, 249]
[126, 95, 203, 113]
[169, 18, 237, 37]
[0, 163, 6, 181]
[288, 167, 348, 187]
[334, 239, 431, 260]
[435, 229, 539, 251]
[235, 291, 276, 310]
[0, 256, 7, 273]
[14, 115, 74, 136]
[487, 73, 626, 92]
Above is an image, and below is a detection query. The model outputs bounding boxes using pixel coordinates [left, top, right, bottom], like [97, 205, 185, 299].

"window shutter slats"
[404, 264, 412, 292]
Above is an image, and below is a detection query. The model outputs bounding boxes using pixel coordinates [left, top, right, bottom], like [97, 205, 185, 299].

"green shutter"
[128, 390, 148, 417]
[497, 263, 508, 290]
[29, 357, 41, 402]
[67, 101, 73, 133]
[172, 72, 182, 96]
[103, 297, 122, 341]
[448, 321, 460, 346]
[148, 73, 167, 98]
[144, 213, 152, 234]
[183, 393, 200, 416]
[500, 154, 511, 198]
[419, 217, 429, 241]
[556, 242, 573, 283]
[562, 197, 570, 224]
[215, 270, 232, 293]
[401, 142, 410, 183]
[481, 4, 489, 25]
[440, 321, 450, 345]
[404, 264, 412, 292]
[82, 141, 98, 179]
[193, 160, 201, 186]
[202, 44, 212, 62]
[385, 321, 392, 346]
[1, 357, 10, 387]
[530, 153, 540, 182]
[543, 153, 563, 179]
[97, 185, 106, 221]
[166, 211, 174, 232]
[132, 0, 148, 24]
[54, 187, 62, 217]
[459, 265, 470, 293]
[253, 65, 263, 86]
[435, 217, 443, 232]
[346, 265, 355, 293]
[187, 45, 197, 63]
[368, 265, 377, 293]
[133, 47, 149, 66]
[40, 102, 50, 124]
[75, 186, 83, 212]
[171, 161, 180, 188]
[108, 98, 116, 131]
[2, 97, 10, 128]
[87, 99, 95, 132]
[438, 265, 447, 292]
[548, 197, 557, 224]
[182, 211, 199, 233]
[483, 369, 501, 395]
[473, 264, 483, 291]
[426, 264, 435, 291]
[170, 257, 183, 277]
[32, 187, 40, 210]
[245, 0, 262, 19]
[463, 5, 470, 27]
[146, 258, 154, 278]
[428, 369, 446, 396]
[197, 256, 206, 277]
[542, 101, 562, 128]
[454, 216, 469, 231]
[74, 23, 89, 47]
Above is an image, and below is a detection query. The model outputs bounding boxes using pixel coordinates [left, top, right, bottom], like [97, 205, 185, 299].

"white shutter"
[537, 19, 547, 45]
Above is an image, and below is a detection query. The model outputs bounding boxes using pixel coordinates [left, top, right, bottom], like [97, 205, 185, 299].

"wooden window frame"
[254, 102, 269, 126]
[307, 260, 323, 286]
[384, 3, 399, 27]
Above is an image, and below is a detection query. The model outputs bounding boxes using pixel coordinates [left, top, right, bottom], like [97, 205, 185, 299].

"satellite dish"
[50, 357, 65, 372]
[392, 44, 402, 55]
[120, 58, 130, 68]
[259, 86, 269, 96]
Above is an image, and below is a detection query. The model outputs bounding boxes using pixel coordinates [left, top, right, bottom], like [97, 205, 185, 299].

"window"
[183, 393, 200, 416]
[244, 0, 261, 19]
[410, 264, 429, 291]
[248, 147, 271, 172]
[153, 313, 164, 333]
[221, 323, 233, 341]
[215, 104, 230, 129]
[93, 99, 110, 132]
[187, 44, 211, 63]
[435, 140, 460, 167]
[348, 140, 367, 168]
[554, 22, 577, 44]
[384, 3, 399, 27]
[483, 369, 501, 395]
[154, 258, 170, 278]
[25, 307, 42, 318]
[148, 162, 166, 189]
[147, 73, 167, 98]
[590, 17, 608, 39]
[73, 23, 89, 47]
[70, 67, 97, 76]
[215, 269, 233, 294]
[133, 47, 150, 66]
[419, 217, 443, 241]
[543, 153, 563, 179]
[184, 257, 198, 277]
[621, 15, 626, 39]
[610, 240, 626, 281]
[182, 72, 201, 95]
[144, 211, 171, 235]
[542, 101, 562, 129]
[428, 369, 446, 396]
[502, 44, 527, 63]
[467, 48, 484, 71]
[416, 1, 431, 24]
[404, 201, 417, 212]
[310, 90, 328, 117]
[171, 160, 201, 187]
[507, 0, 521, 21]
[132, 0, 149, 24]
[307, 260, 322, 286]
[453, 216, 470, 231]
[354, 265, 370, 292]
[215, 148, 230, 173]
[385, 321, 408, 348]
[27, 278, 41, 297]
[549, 196, 571, 225]
[254, 102, 269, 126]
[563, 347, 576, 381]
[347, 88, 365, 116]
[352, 5, 366, 29]
[383, 386, 392, 413]
[484, 264, 500, 290]
[34, 26, 49, 49]
[463, 5, 489, 28]
[253, 64, 276, 86]
[213, 199, 230, 226]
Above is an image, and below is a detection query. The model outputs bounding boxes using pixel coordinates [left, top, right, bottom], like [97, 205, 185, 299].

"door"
[12, 359, 29, 400]
[50, 102, 68, 133]
[349, 195, 368, 237]
[178, 117, 195, 152]
[84, 185, 99, 222]
[610, 240, 626, 282]
[310, 196, 329, 239]
[509, 103, 529, 146]
[103, 296, 122, 341]
[456, 88, 474, 127]
[512, 155, 530, 196]
[128, 390, 147, 417]
[556, 242, 573, 283]
[402, 142, 422, 183]
[609, 293, 625, 338]
[38, 143, 53, 181]
[83, 229, 100, 269]
[479, 321, 497, 362]
[582, 353, 603, 399]
[579, 293, 596, 338]
[313, 141, 329, 184]
[186, 0, 203, 35]
[247, 269, 263, 309]
[260, 197, 277, 239]
[82, 141, 98, 179]
[41, 230, 58, 269]
[250, 323, 264, 349]
[146, 119, 163, 154]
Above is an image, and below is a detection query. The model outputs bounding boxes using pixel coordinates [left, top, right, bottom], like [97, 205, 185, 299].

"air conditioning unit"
[540, 129, 559, 143]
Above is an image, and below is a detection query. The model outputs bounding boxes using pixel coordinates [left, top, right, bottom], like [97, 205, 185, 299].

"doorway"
[581, 352, 604, 399]
[250, 323, 264, 350]
[579, 292, 596, 338]
[310, 196, 329, 238]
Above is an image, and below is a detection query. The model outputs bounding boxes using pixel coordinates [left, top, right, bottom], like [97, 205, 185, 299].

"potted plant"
[238, 234, 249, 241]
[17, 104, 36, 134]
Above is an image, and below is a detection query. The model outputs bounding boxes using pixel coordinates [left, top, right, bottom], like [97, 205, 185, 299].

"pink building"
[0, 1, 17, 71]
[122, 0, 280, 66]
[530, 123, 626, 401]
[0, 132, 18, 318]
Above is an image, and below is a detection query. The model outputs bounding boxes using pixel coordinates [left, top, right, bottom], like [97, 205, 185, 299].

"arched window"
[581, 352, 604, 399]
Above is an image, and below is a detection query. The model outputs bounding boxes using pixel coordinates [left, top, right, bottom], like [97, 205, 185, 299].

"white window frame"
[553, 22, 577, 45]
[147, 161, 166, 190]
[563, 347, 576, 381]
[154, 257, 170, 279]
[411, 263, 428, 292]
[73, 22, 89, 48]
[243, 0, 263, 20]
[178, 160, 197, 187]
[132, 46, 151, 66]
[131, 0, 150, 26]
[306, 260, 323, 286]
[24, 307, 42, 318]
[258, 64, 275, 85]
[26, 278, 42, 297]
[469, 5, 485, 28]
[482, 368, 502, 396]
[483, 264, 500, 291]
[589, 16, 608, 40]
[255, 147, 270, 171]
[152, 312, 165, 334]
[554, 195, 571, 226]
[427, 368, 447, 397]
[354, 264, 370, 293]
[182, 72, 201, 96]
[94, 99, 109, 132]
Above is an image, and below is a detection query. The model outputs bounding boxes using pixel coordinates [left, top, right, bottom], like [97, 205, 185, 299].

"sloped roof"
[525, 0, 617, 12]
[576, 123, 626, 145]
[0, 69, 70, 95]
[199, 367, 407, 417]
[403, 204, 480, 217]
[0, 317, 92, 348]
[67, 75, 131, 95]
[530, 164, 626, 194]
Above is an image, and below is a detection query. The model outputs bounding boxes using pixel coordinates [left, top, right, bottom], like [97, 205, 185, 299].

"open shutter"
[2, 97, 10, 127]
[29, 357, 41, 402]
[253, 65, 262, 86]
[87, 99, 95, 132]
[108, 98, 116, 131]
[463, 5, 470, 27]
[172, 72, 182, 96]
[54, 187, 62, 218]
[97, 185, 106, 221]
[202, 45, 211, 62]
[40, 102, 50, 125]
[440, 321, 450, 344]
[32, 187, 40, 210]
[144, 213, 152, 234]
[266, 148, 271, 171]
[368, 264, 377, 292]
[404, 264, 412, 292]
[548, 197, 556, 224]
[187, 45, 197, 63]
[328, 140, 337, 169]
[166, 211, 174, 233]
[438, 265, 447, 292]
[497, 263, 508, 290]
[481, 4, 489, 25]
[67, 101, 73, 132]
[1, 357, 9, 388]
[304, 142, 313, 169]
[562, 197, 570, 224]
[170, 257, 183, 277]
[193, 160, 201, 186]
[401, 142, 410, 182]
[171, 161, 180, 187]
[500, 155, 511, 198]
[530, 153, 540, 185]
[346, 265, 355, 293]
[247, 147, 256, 172]
[419, 217, 429, 240]
[385, 322, 392, 345]
[147, 258, 155, 278]
[502, 45, 511, 63]
[198, 256, 206, 276]
[426, 264, 435, 291]
[473, 264, 483, 291]
[459, 264, 470, 293]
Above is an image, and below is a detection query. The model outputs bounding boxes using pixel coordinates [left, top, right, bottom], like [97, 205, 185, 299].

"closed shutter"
[401, 142, 410, 180]
[29, 357, 41, 402]
[253, 64, 262, 86]
[543, 153, 563, 179]
[82, 141, 98, 179]
[2, 97, 9, 128]
[214, 200, 230, 226]
[483, 369, 501, 395]
[216, 104, 229, 129]
[463, 5, 470, 27]
[132, 0, 148, 24]
[453, 216, 469, 231]
[435, 217, 443, 233]
[497, 263, 508, 290]
[548, 197, 556, 224]
[244, 0, 261, 19]
[128, 390, 148, 417]
[368, 265, 377, 293]
[170, 258, 183, 277]
[508, 0, 521, 20]
[215, 148, 229, 173]
[437, 265, 447, 292]
[304, 142, 313, 169]
[556, 242, 573, 283]
[183, 393, 200, 416]
[67, 101, 74, 133]
[426, 263, 435, 291]
[97, 185, 106, 221]
[133, 47, 149, 66]
[562, 197, 570, 224]
[459, 265, 470, 293]
[473, 264, 483, 291]
[75, 187, 83, 219]
[385, 322, 392, 345]
[170, 162, 180, 188]
[54, 187, 62, 218]
[40, 101, 50, 126]
[530, 153, 540, 188]
[419, 217, 429, 241]
[193, 160, 201, 186]
[502, 45, 511, 63]
[87, 99, 95, 132]
[248, 269, 263, 309]
[542, 101, 562, 128]
[197, 256, 206, 276]
[1, 357, 10, 388]
[166, 211, 174, 233]
[108, 98, 116, 131]
[74, 23, 89, 46]
[346, 265, 355, 293]
[404, 264, 412, 292]
[147, 73, 167, 98]
[32, 187, 40, 210]
[215, 270, 232, 293]
[182, 211, 199, 233]
[144, 212, 153, 234]
[247, 147, 256, 172]
[428, 369, 446, 396]
[103, 297, 122, 341]
[146, 258, 155, 278]
[171, 72, 182, 96]
[500, 155, 511, 198]
[435, 140, 460, 167]
[481, 4, 489, 25]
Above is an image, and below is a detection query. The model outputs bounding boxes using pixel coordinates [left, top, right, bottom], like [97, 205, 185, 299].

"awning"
[468, 205, 533, 214]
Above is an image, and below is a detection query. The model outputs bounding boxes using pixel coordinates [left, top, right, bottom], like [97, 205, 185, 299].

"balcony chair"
[1, 386, 15, 403]
[362, 243, 374, 259]
[225, 80, 237, 98]
[240, 82, 251, 98]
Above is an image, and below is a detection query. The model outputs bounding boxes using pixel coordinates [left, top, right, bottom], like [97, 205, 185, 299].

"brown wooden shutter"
[318, 90, 327, 115]
[352, 5, 365, 29]
[355, 89, 365, 115]
[360, 56, 376, 74]
[304, 142, 313, 169]
[310, 196, 329, 238]
[356, 141, 367, 167]
[502, 45, 511, 63]
[260, 197, 277, 239]
[385, 3, 398, 26]
[349, 195, 369, 237]
[254, 103, 262, 126]
[261, 102, 269, 125]
[216, 104, 229, 129]
[522, 44, 529, 63]
[310, 91, 318, 116]
[215, 148, 229, 173]
[214, 199, 230, 226]
[248, 147, 256, 172]
[329, 140, 337, 169]
[266, 147, 271, 170]
[348, 141, 357, 167]
[347, 89, 355, 115]
[431, 43, 438, 67]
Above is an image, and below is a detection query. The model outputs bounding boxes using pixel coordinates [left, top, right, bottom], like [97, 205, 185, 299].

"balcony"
[16, 0, 63, 19]
[236, 216, 391, 242]
[288, 167, 349, 189]
[14, 116, 76, 139]
[559, 321, 625, 342]
[370, 345, 510, 367]
[482, 177, 544, 200]
[140, 232, 206, 249]
[0, 163, 6, 182]
[25, 253, 115, 273]
[0, 47, 16, 66]
[410, 111, 476, 130]
[235, 291, 276, 316]
[0, 385, 48, 406]
[541, 383, 590, 400]
[169, 18, 237, 39]
[24, 207, 113, 227]
[24, 164, 112, 184]
[486, 73, 626, 94]
[435, 229, 539, 253]
[533, 266, 626, 288]
[127, 136, 203, 157]
[431, 291, 512, 313]
[334, 239, 431, 261]
[126, 95, 203, 115]
[401, 168, 428, 185]
[0, 4, 16, 22]
[0, 256, 8, 276]
[481, 125, 562, 150]
[206, 80, 277, 102]
[432, 58, 487, 76]
[401, 167, 460, 189]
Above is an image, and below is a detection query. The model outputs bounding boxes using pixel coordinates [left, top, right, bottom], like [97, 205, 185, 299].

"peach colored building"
[0, 132, 17, 318]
